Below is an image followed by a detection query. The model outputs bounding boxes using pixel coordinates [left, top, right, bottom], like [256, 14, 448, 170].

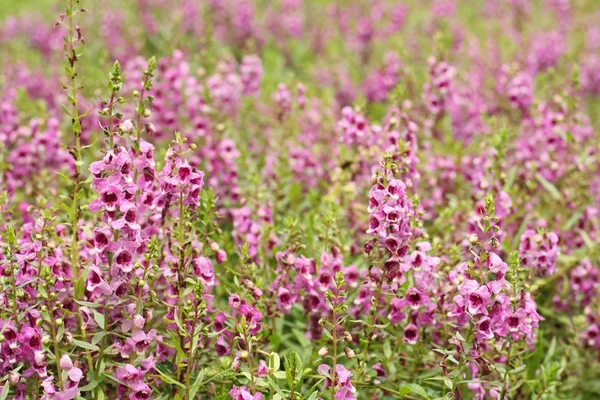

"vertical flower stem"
[63, 0, 95, 376]
[243, 328, 257, 393]
[184, 309, 199, 400]
[66, 0, 82, 284]
[330, 306, 338, 400]
[48, 301, 64, 387]
[10, 259, 20, 330]
[135, 74, 150, 154]
[360, 278, 383, 373]
[499, 341, 513, 400]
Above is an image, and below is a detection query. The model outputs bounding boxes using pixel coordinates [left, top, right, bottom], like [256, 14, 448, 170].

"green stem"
[10, 260, 20, 330]
[330, 307, 338, 400]
[499, 341, 513, 400]
[48, 304, 64, 387]
[360, 279, 383, 373]
[184, 310, 199, 399]
[65, 0, 94, 376]
[135, 74, 150, 154]
[243, 328, 257, 393]
[67, 0, 81, 284]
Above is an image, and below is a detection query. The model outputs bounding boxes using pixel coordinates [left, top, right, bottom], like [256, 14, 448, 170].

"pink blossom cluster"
[1, 0, 600, 399]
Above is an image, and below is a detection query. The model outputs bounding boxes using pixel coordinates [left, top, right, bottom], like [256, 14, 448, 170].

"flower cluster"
[366, 163, 413, 280]
[2, 0, 600, 399]
[519, 229, 560, 276]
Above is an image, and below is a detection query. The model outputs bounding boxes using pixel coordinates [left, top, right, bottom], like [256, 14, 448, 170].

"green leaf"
[580, 230, 595, 250]
[155, 367, 186, 388]
[270, 352, 281, 371]
[527, 333, 545, 379]
[535, 174, 561, 201]
[399, 383, 430, 399]
[543, 337, 557, 365]
[383, 339, 392, 359]
[273, 371, 286, 379]
[266, 377, 286, 397]
[72, 119, 82, 134]
[57, 325, 65, 342]
[563, 211, 583, 230]
[75, 275, 86, 299]
[305, 391, 319, 400]
[284, 350, 303, 386]
[74, 300, 103, 308]
[510, 364, 527, 374]
[78, 380, 99, 392]
[92, 331, 107, 346]
[0, 381, 10, 400]
[93, 310, 105, 329]
[72, 338, 100, 351]
[188, 369, 205, 400]
[502, 166, 518, 192]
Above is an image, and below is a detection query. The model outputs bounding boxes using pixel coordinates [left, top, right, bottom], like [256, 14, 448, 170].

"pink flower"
[403, 323, 419, 344]
[86, 266, 112, 297]
[256, 360, 268, 377]
[277, 287, 295, 313]
[89, 185, 122, 212]
[406, 287, 425, 309]
[460, 279, 491, 316]
[129, 381, 152, 400]
[216, 249, 228, 264]
[229, 385, 263, 400]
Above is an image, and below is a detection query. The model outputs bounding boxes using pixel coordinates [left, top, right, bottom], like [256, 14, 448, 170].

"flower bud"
[122, 119, 134, 132]
[363, 240, 374, 254]
[318, 347, 329, 358]
[216, 250, 227, 265]
[491, 237, 500, 248]
[8, 371, 19, 385]
[143, 308, 153, 321]
[133, 314, 145, 330]
[59, 354, 73, 371]
[63, 332, 73, 345]
[469, 234, 478, 245]
[344, 348, 355, 358]
[145, 123, 156, 135]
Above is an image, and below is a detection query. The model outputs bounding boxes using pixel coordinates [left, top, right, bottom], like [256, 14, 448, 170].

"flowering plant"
[1, 0, 600, 399]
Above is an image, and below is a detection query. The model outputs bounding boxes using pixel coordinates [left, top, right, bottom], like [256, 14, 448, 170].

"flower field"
[1, 0, 600, 399]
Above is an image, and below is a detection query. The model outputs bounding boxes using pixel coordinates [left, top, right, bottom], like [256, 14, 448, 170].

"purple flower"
[229, 385, 263, 400]
[256, 360, 268, 377]
[129, 382, 152, 400]
[403, 323, 419, 344]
